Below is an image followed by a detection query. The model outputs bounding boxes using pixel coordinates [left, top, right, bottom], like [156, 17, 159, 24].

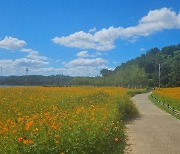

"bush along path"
[125, 92, 180, 154]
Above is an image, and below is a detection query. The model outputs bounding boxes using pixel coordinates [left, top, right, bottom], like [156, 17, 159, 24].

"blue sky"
[0, 0, 180, 76]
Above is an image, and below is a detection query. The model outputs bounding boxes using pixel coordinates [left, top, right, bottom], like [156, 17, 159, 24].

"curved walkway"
[125, 92, 180, 154]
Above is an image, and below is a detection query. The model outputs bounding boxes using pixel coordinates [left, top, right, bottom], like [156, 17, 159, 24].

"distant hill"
[0, 76, 7, 80]
[101, 43, 180, 87]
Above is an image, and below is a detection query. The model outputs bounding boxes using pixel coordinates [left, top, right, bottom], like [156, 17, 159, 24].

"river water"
[0, 85, 20, 88]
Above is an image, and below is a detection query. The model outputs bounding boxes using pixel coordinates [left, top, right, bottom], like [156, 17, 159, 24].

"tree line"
[0, 43, 179, 88]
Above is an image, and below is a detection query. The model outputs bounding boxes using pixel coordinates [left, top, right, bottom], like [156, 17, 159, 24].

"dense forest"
[0, 44, 180, 87]
[100, 43, 180, 87]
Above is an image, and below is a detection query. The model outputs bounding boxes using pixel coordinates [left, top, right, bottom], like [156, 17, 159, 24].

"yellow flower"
[114, 137, 119, 142]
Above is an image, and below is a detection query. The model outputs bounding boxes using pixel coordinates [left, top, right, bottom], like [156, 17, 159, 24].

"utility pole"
[159, 64, 161, 88]
[0, 67, 2, 76]
[26, 68, 28, 76]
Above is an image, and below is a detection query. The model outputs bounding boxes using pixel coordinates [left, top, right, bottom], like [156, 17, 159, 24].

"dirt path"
[125, 92, 180, 154]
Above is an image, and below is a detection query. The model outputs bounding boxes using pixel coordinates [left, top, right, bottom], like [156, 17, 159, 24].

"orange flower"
[25, 121, 33, 130]
[52, 124, 57, 130]
[17, 137, 23, 142]
[23, 139, 34, 144]
[17, 117, 24, 123]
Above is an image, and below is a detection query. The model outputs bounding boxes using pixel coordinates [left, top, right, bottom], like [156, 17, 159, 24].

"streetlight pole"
[0, 67, 2, 76]
[26, 68, 28, 76]
[159, 64, 161, 88]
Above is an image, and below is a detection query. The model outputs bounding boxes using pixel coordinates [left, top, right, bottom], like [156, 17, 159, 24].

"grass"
[149, 94, 180, 120]
[0, 86, 139, 154]
[152, 88, 180, 111]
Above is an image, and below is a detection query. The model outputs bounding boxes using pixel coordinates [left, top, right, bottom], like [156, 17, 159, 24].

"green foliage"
[113, 44, 180, 88]
[127, 89, 147, 97]
[0, 75, 72, 86]
[100, 69, 113, 77]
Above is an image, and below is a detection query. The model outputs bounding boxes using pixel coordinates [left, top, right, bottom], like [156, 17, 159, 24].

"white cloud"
[0, 36, 48, 61]
[31, 67, 65, 75]
[21, 48, 47, 60]
[65, 66, 100, 76]
[19, 48, 49, 65]
[52, 31, 96, 49]
[25, 66, 103, 77]
[0, 56, 107, 76]
[89, 27, 97, 33]
[76, 51, 90, 57]
[76, 51, 102, 58]
[14, 58, 49, 67]
[140, 48, 145, 51]
[94, 52, 102, 56]
[0, 58, 49, 75]
[0, 58, 48, 68]
[66, 58, 107, 68]
[27, 51, 47, 60]
[0, 45, 49, 75]
[0, 36, 27, 50]
[59, 57, 108, 76]
[52, 8, 180, 51]
[140, 7, 180, 29]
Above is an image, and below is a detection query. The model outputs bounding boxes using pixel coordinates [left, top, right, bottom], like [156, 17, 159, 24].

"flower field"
[0, 86, 138, 153]
[152, 87, 180, 111]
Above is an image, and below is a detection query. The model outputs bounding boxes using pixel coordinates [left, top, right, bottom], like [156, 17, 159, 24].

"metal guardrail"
[151, 94, 179, 116]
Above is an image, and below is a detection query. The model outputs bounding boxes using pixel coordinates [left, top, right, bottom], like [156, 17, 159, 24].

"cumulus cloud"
[0, 56, 108, 76]
[52, 8, 180, 51]
[0, 58, 49, 75]
[94, 52, 102, 56]
[76, 51, 102, 58]
[0, 57, 107, 76]
[14, 58, 49, 67]
[52, 31, 96, 49]
[24, 49, 48, 60]
[76, 51, 90, 57]
[32, 66, 104, 77]
[30, 67, 65, 75]
[89, 27, 97, 33]
[59, 57, 108, 76]
[0, 36, 47, 61]
[0, 40, 49, 75]
[140, 7, 180, 29]
[0, 36, 27, 50]
[66, 58, 107, 68]
[0, 58, 48, 68]
[64, 66, 101, 76]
